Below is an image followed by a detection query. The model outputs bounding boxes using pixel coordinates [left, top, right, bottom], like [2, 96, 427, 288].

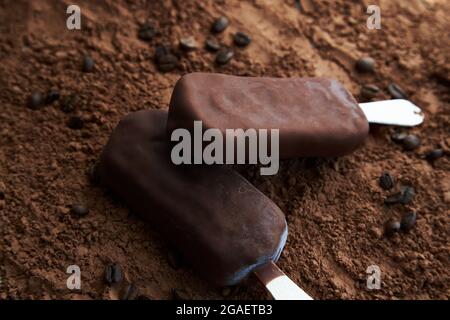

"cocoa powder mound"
[0, 0, 449, 299]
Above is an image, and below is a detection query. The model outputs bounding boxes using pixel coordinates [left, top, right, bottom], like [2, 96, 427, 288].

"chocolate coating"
[167, 73, 369, 159]
[98, 110, 287, 286]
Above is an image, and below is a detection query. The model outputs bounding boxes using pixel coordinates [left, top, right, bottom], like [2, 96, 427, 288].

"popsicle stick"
[359, 99, 424, 126]
[254, 261, 313, 300]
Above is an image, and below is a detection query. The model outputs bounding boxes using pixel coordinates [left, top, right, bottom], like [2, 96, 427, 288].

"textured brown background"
[0, 0, 449, 299]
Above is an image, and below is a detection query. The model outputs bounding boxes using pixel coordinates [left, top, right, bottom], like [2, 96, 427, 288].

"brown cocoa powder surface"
[0, 0, 449, 300]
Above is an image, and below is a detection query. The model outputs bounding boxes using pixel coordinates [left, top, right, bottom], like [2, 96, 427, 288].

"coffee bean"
[154, 45, 171, 61]
[425, 149, 444, 161]
[45, 89, 60, 105]
[179, 37, 197, 51]
[121, 283, 138, 300]
[402, 134, 420, 151]
[233, 32, 251, 47]
[205, 38, 221, 52]
[156, 54, 178, 72]
[385, 185, 415, 205]
[355, 57, 375, 73]
[388, 83, 407, 99]
[384, 220, 401, 237]
[391, 131, 408, 143]
[67, 116, 84, 129]
[360, 84, 380, 100]
[82, 56, 95, 72]
[379, 172, 395, 190]
[60, 94, 78, 113]
[211, 16, 229, 33]
[400, 211, 417, 232]
[70, 204, 89, 217]
[105, 263, 123, 285]
[215, 49, 234, 65]
[399, 185, 415, 204]
[27, 91, 43, 109]
[138, 24, 156, 41]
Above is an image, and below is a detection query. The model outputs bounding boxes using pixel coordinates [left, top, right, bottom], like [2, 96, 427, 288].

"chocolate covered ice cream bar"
[97, 110, 287, 286]
[167, 73, 423, 159]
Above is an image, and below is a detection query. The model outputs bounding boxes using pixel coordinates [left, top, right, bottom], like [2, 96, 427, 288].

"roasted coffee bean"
[355, 57, 375, 73]
[233, 32, 251, 47]
[425, 149, 444, 161]
[154, 45, 171, 62]
[399, 185, 415, 204]
[211, 16, 229, 33]
[360, 84, 380, 100]
[121, 283, 138, 300]
[105, 263, 123, 284]
[70, 204, 89, 217]
[215, 48, 234, 65]
[205, 38, 221, 52]
[82, 56, 95, 72]
[400, 211, 417, 232]
[402, 134, 420, 151]
[27, 91, 43, 109]
[384, 220, 401, 237]
[67, 116, 84, 129]
[60, 94, 78, 113]
[388, 83, 407, 99]
[156, 54, 178, 72]
[379, 172, 395, 190]
[45, 89, 60, 104]
[138, 24, 156, 41]
[179, 37, 197, 51]
[391, 131, 407, 143]
[385, 185, 415, 205]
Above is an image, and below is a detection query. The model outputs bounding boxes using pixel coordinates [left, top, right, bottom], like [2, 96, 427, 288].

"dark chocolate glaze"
[167, 73, 369, 159]
[98, 110, 287, 286]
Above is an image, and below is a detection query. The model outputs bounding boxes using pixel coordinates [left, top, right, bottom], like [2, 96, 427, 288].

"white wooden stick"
[359, 99, 424, 126]
[254, 261, 313, 300]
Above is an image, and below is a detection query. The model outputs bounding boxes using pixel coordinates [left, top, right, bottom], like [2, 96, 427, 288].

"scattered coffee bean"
[360, 84, 380, 100]
[27, 91, 43, 109]
[45, 89, 60, 105]
[385, 185, 415, 205]
[215, 48, 234, 65]
[179, 37, 197, 51]
[205, 38, 221, 52]
[121, 283, 138, 300]
[211, 16, 229, 33]
[137, 24, 156, 41]
[388, 83, 407, 99]
[67, 116, 84, 129]
[60, 94, 78, 113]
[105, 263, 123, 285]
[400, 211, 417, 232]
[425, 149, 444, 161]
[402, 134, 420, 151]
[399, 185, 415, 204]
[355, 57, 375, 73]
[82, 56, 95, 72]
[384, 220, 401, 237]
[379, 172, 395, 190]
[154, 46, 178, 72]
[70, 204, 89, 217]
[172, 288, 189, 300]
[233, 32, 251, 47]
[391, 131, 407, 143]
